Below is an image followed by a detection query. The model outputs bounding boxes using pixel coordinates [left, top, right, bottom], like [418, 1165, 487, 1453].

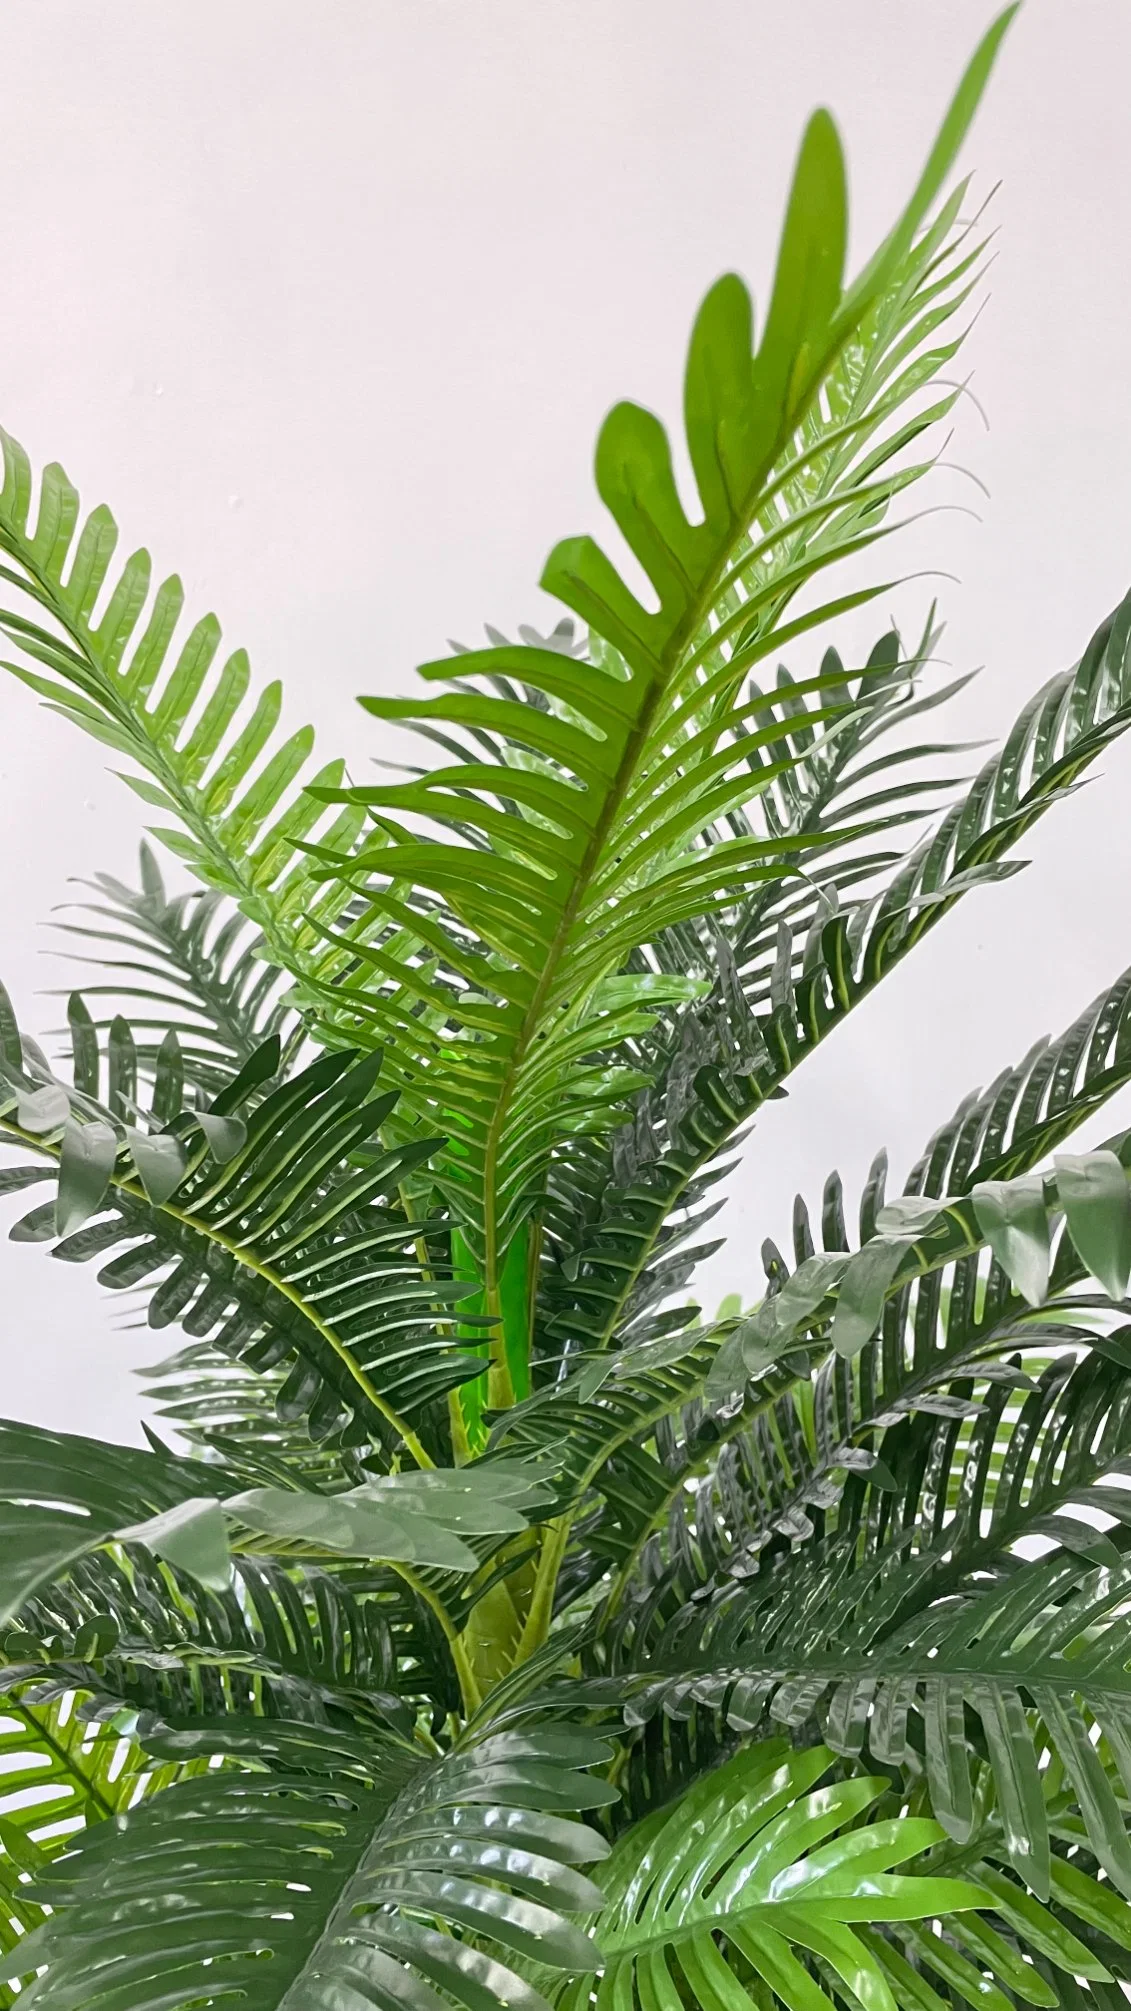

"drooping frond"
[546, 965, 1131, 1902]
[0, 993, 471, 1464]
[486, 949, 1131, 1654]
[7, 1544, 432, 1737]
[0, 1414, 249, 1626]
[6, 1722, 612, 2011]
[595, 1535, 1131, 1901]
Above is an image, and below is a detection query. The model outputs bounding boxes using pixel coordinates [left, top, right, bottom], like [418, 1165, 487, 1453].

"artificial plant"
[6, 13, 1131, 2011]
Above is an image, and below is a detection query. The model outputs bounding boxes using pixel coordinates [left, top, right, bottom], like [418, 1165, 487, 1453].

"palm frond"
[555, 1737, 985, 2011]
[6, 1545, 420, 1741]
[596, 1537, 1131, 1901]
[0, 1414, 247, 1625]
[52, 842, 301, 1098]
[5, 1722, 612, 2011]
[560, 999, 1131, 1904]
[0, 1690, 193, 2010]
[539, 585, 1131, 1372]
[491, 953, 1131, 1638]
[0, 992, 470, 1464]
[0, 450, 366, 991]
[535, 615, 959, 1363]
[300, 39, 1008, 1385]
[137, 1334, 347, 1476]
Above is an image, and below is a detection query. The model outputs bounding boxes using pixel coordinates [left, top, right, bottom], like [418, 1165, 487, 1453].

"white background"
[1, 0, 1128, 1441]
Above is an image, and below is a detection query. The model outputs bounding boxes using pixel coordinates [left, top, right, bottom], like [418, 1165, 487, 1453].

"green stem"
[511, 1515, 573, 1669]
[390, 1562, 482, 1718]
[447, 1390, 474, 1466]
[484, 1285, 516, 1411]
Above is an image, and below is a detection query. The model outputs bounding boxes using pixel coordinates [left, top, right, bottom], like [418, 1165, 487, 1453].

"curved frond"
[0, 1415, 246, 1625]
[599, 1542, 1131, 1904]
[493, 967, 1131, 1902]
[5, 1723, 611, 2011]
[301, 37, 1009, 1364]
[0, 453, 365, 987]
[0, 997, 470, 1463]
[52, 843, 302, 1098]
[490, 957, 1131, 1635]
[7, 1545, 422, 1739]
[538, 584, 1131, 1371]
[558, 1738, 983, 2011]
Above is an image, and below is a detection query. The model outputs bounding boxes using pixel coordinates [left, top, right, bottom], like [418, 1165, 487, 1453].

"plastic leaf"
[971, 1176, 1050, 1307]
[832, 1240, 906, 1356]
[125, 1126, 188, 1207]
[196, 1110, 247, 1162]
[1055, 1149, 1131, 1299]
[228, 1485, 482, 1571]
[119, 1497, 233, 1594]
[55, 1118, 117, 1236]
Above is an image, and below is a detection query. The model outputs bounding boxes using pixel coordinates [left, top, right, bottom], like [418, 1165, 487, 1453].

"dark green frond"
[54, 843, 301, 1098]
[595, 1541, 1131, 1903]
[7, 1722, 611, 2011]
[7, 1545, 420, 1739]
[0, 995, 471, 1464]
[540, 588, 1131, 1378]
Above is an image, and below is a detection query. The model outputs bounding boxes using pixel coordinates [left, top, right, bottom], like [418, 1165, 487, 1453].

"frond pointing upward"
[52, 842, 301, 1099]
[0, 444, 365, 992]
[306, 20, 1013, 1324]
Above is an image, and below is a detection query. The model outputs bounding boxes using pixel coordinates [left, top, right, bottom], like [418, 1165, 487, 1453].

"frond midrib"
[0, 537, 316, 987]
[0, 1115, 433, 1468]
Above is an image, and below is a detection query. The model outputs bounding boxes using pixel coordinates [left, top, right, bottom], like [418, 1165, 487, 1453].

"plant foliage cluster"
[7, 15, 1131, 2011]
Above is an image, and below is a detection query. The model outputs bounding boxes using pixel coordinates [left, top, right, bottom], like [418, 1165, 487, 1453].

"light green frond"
[0, 450, 365, 989]
[555, 1740, 982, 2011]
[300, 38, 1009, 1386]
[0, 1689, 200, 2009]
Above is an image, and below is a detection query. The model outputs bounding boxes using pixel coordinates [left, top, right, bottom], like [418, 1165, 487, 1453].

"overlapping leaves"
[0, 995, 472, 1459]
[52, 841, 301, 1098]
[299, 20, 1013, 1329]
[574, 980, 1131, 1904]
[556, 1740, 982, 2011]
[538, 575, 1131, 1387]
[14, 19, 1131, 2011]
[3, 1724, 612, 2011]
